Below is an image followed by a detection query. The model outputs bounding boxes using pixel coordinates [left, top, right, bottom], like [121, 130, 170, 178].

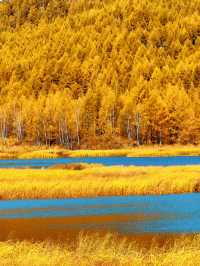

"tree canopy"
[0, 0, 200, 147]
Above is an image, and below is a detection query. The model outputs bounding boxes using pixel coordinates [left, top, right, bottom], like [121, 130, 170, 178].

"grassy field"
[0, 165, 200, 199]
[1, 234, 200, 266]
[69, 146, 200, 158]
[0, 145, 200, 159]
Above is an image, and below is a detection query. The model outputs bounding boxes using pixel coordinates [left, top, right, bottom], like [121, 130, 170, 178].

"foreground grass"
[1, 234, 200, 266]
[1, 145, 200, 159]
[1, 165, 200, 199]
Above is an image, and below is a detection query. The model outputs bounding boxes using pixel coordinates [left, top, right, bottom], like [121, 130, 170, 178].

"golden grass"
[1, 165, 200, 199]
[127, 146, 200, 157]
[0, 145, 200, 159]
[0, 144, 70, 159]
[49, 163, 103, 170]
[18, 150, 60, 159]
[69, 149, 132, 157]
[1, 234, 200, 266]
[0, 152, 17, 159]
[69, 146, 200, 158]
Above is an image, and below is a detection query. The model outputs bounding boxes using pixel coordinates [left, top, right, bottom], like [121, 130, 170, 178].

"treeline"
[0, 89, 199, 148]
[0, 0, 200, 147]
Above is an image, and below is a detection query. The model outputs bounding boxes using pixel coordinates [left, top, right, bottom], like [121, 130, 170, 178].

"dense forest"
[0, 0, 200, 148]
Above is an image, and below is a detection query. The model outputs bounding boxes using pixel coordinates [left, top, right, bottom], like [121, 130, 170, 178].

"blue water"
[1, 193, 200, 234]
[1, 156, 200, 168]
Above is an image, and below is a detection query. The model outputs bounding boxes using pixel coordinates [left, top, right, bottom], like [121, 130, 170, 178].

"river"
[1, 155, 200, 168]
[0, 193, 199, 242]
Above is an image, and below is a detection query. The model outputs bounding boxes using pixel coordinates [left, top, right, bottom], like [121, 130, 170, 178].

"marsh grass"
[1, 165, 200, 199]
[49, 163, 103, 170]
[70, 146, 200, 158]
[0, 152, 17, 159]
[0, 145, 200, 159]
[0, 234, 200, 266]
[127, 146, 200, 157]
[69, 149, 132, 157]
[18, 150, 60, 159]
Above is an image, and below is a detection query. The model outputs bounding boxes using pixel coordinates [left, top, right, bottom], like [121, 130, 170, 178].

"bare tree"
[58, 119, 72, 149]
[15, 111, 24, 141]
[0, 108, 8, 142]
[126, 115, 132, 141]
[75, 107, 80, 146]
[135, 112, 141, 146]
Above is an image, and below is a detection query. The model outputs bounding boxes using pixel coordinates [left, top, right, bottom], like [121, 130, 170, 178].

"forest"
[0, 0, 200, 148]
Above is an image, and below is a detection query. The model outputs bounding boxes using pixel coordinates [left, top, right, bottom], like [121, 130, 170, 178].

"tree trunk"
[127, 116, 131, 140]
[75, 109, 80, 146]
[135, 112, 141, 146]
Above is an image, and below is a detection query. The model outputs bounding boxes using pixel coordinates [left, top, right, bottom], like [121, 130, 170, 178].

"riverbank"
[0, 145, 200, 159]
[1, 165, 200, 199]
[1, 233, 200, 266]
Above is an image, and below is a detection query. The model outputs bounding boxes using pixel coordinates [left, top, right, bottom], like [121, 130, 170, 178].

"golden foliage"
[0, 0, 200, 147]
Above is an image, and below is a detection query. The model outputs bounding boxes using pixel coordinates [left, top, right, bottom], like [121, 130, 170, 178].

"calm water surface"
[1, 156, 200, 168]
[0, 193, 200, 241]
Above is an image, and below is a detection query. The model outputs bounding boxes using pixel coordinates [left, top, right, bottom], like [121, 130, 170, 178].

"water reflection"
[0, 193, 200, 241]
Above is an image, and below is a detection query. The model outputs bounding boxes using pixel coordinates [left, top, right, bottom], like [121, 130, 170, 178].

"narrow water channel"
[0, 155, 200, 168]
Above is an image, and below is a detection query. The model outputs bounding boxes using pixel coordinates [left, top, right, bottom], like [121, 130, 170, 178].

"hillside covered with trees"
[0, 0, 200, 148]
